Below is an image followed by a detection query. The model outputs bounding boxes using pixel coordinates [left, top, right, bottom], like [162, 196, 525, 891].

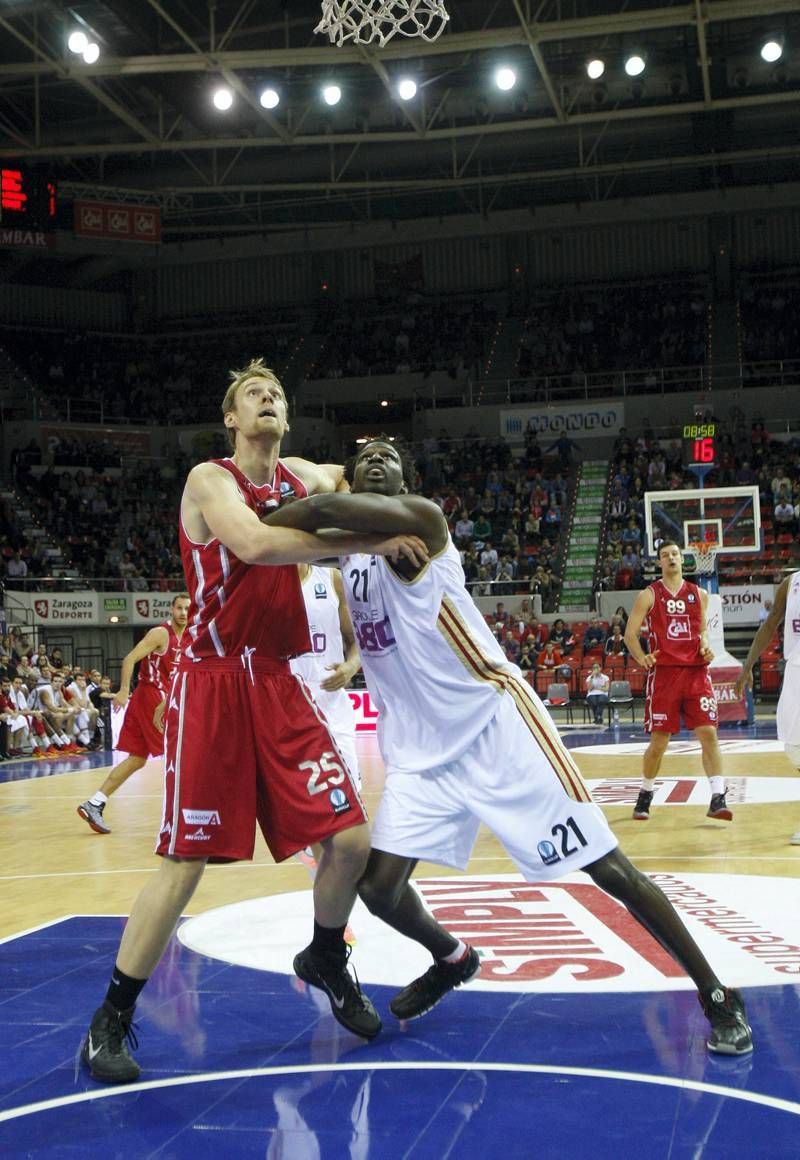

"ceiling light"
[68, 30, 88, 54]
[322, 84, 342, 106]
[397, 77, 417, 101]
[495, 66, 517, 91]
[586, 58, 605, 80]
[212, 86, 234, 111]
[625, 54, 646, 77]
[760, 39, 783, 63]
[82, 42, 100, 64]
[260, 87, 280, 109]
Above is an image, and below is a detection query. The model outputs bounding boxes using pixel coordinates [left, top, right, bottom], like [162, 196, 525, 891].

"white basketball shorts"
[369, 687, 617, 880]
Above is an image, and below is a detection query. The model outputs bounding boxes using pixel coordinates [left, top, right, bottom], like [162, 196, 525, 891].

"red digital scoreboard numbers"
[0, 166, 56, 227]
[683, 422, 716, 465]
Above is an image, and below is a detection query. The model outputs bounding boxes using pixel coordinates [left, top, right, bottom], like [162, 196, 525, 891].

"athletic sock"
[709, 776, 725, 796]
[310, 920, 347, 958]
[105, 964, 147, 1012]
[89, 792, 108, 807]
[441, 940, 468, 964]
[641, 778, 657, 791]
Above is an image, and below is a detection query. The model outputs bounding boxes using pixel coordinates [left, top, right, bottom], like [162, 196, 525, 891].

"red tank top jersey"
[645, 578, 705, 667]
[179, 457, 311, 661]
[138, 621, 182, 695]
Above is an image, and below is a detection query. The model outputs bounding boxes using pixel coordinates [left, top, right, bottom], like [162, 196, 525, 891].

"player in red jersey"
[77, 592, 190, 834]
[624, 541, 731, 822]
[81, 358, 428, 1084]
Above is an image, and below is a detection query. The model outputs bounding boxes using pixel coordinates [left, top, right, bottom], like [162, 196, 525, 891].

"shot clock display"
[683, 422, 716, 466]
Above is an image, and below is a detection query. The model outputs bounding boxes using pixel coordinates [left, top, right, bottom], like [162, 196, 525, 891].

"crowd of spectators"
[482, 603, 641, 704]
[597, 410, 800, 591]
[0, 632, 114, 759]
[515, 282, 709, 381]
[310, 293, 499, 381]
[2, 321, 298, 427]
[416, 428, 576, 610]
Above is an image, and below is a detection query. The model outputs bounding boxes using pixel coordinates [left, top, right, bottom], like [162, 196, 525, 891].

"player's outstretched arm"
[734, 576, 790, 698]
[261, 491, 448, 552]
[186, 463, 429, 567]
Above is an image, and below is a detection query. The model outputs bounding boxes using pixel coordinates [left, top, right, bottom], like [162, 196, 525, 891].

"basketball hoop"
[315, 0, 450, 47]
[687, 541, 718, 576]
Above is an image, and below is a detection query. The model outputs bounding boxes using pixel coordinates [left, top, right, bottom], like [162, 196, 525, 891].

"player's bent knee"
[584, 847, 646, 900]
[324, 824, 370, 874]
[357, 872, 404, 918]
[159, 855, 207, 893]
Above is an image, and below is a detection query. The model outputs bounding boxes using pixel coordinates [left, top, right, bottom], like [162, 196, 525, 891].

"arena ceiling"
[0, 0, 799, 240]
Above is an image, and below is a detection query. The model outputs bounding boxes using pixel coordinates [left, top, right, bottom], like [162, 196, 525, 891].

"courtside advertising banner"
[719, 584, 776, 625]
[12, 591, 98, 624]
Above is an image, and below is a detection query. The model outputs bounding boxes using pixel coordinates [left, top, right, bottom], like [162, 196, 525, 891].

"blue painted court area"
[0, 918, 798, 1159]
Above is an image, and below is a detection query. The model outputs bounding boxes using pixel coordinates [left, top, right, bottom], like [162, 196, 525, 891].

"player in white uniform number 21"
[735, 569, 800, 845]
[264, 438, 752, 1056]
[290, 564, 362, 936]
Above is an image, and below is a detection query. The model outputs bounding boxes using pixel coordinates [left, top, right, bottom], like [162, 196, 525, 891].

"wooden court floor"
[2, 731, 798, 944]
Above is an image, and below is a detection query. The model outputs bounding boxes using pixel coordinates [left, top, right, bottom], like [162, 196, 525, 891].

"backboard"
[643, 485, 761, 558]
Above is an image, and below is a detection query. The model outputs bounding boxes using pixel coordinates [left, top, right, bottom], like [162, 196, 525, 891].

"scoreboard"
[0, 166, 57, 230]
[682, 422, 716, 466]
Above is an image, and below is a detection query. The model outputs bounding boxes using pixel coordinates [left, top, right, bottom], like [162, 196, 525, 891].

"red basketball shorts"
[644, 665, 718, 734]
[117, 682, 165, 758]
[156, 658, 368, 863]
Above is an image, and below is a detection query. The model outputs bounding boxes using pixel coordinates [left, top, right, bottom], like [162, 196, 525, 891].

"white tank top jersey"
[782, 570, 800, 662]
[290, 565, 345, 688]
[340, 538, 518, 772]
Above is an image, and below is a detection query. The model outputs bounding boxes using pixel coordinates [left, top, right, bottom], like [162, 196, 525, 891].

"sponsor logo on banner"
[74, 199, 161, 244]
[177, 873, 800, 990]
[133, 593, 180, 623]
[0, 228, 52, 250]
[182, 809, 221, 826]
[500, 403, 625, 440]
[23, 592, 97, 623]
[721, 585, 777, 625]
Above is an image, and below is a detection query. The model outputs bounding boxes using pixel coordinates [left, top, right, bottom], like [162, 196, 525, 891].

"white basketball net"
[315, 0, 450, 47]
[688, 542, 718, 575]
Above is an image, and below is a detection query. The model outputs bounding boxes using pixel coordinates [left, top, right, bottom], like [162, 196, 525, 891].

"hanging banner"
[74, 200, 161, 243]
[500, 402, 625, 440]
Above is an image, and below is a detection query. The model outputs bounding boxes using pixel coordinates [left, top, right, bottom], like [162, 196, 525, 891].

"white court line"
[0, 916, 76, 946]
[0, 1062, 796, 1124]
[3, 852, 799, 885]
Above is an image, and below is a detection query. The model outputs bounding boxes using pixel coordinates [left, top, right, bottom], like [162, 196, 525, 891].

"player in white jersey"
[291, 564, 363, 942]
[264, 437, 753, 1056]
[735, 570, 800, 844]
[291, 563, 361, 786]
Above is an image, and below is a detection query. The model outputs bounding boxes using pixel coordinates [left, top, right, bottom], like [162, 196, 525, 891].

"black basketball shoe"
[707, 790, 733, 821]
[82, 1001, 140, 1083]
[699, 986, 753, 1055]
[293, 944, 381, 1040]
[390, 946, 481, 1020]
[632, 789, 653, 820]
